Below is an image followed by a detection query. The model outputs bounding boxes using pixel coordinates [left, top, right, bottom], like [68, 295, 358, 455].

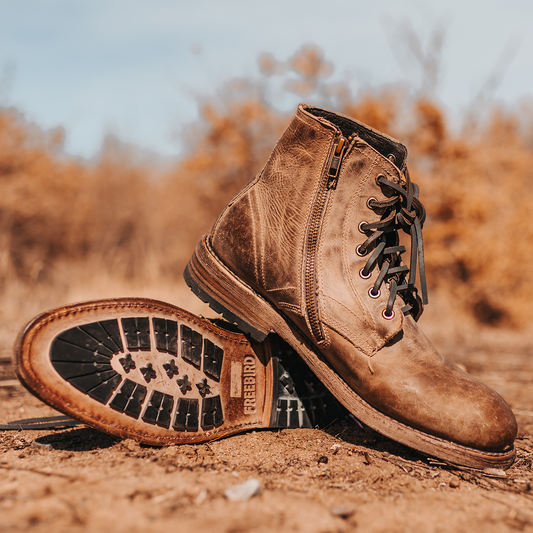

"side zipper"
[327, 137, 347, 189]
[305, 135, 348, 344]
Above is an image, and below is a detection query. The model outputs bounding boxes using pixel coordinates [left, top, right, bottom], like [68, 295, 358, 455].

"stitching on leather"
[247, 191, 260, 286]
[277, 302, 302, 315]
[341, 147, 381, 344]
[212, 173, 261, 235]
[294, 109, 333, 136]
[322, 300, 375, 355]
[303, 125, 335, 341]
[341, 145, 404, 345]
[355, 147, 404, 338]
[317, 191, 334, 347]
[255, 184, 266, 289]
[29, 301, 250, 345]
[372, 153, 401, 185]
[316, 126, 345, 349]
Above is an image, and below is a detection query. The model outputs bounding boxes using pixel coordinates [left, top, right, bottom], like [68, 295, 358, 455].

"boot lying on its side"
[185, 103, 517, 469]
[14, 298, 346, 444]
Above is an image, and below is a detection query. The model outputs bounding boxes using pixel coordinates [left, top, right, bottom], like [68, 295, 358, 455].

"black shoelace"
[358, 169, 427, 320]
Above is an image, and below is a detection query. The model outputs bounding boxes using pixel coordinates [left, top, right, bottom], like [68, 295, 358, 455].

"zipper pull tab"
[327, 137, 347, 189]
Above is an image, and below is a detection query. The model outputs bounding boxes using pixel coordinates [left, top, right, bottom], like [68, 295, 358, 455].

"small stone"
[224, 478, 262, 501]
[330, 444, 342, 455]
[318, 456, 328, 464]
[449, 479, 460, 488]
[31, 441, 53, 450]
[483, 468, 507, 479]
[331, 505, 355, 519]
[194, 489, 207, 505]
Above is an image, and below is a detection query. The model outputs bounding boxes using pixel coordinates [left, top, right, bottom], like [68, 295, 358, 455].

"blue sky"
[0, 0, 531, 159]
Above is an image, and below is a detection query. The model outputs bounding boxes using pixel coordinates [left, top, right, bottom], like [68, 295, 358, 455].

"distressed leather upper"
[213, 108, 336, 315]
[211, 104, 517, 452]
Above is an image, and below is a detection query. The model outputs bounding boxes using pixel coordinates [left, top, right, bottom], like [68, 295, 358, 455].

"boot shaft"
[211, 104, 412, 350]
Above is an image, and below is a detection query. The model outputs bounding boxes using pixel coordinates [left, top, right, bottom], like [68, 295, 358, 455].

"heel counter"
[211, 180, 259, 287]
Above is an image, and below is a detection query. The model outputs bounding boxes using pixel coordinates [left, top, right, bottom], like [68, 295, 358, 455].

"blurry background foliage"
[0, 43, 532, 334]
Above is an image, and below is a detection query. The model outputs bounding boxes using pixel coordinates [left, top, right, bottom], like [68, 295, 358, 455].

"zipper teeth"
[305, 184, 330, 342]
[305, 137, 346, 343]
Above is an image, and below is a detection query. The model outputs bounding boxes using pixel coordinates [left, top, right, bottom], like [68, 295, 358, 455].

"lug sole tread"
[16, 298, 346, 446]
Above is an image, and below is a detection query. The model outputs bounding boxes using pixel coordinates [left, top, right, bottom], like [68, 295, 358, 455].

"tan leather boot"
[15, 298, 345, 444]
[185, 104, 517, 469]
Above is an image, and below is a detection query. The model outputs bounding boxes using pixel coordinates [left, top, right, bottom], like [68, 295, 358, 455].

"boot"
[185, 104, 517, 469]
[14, 297, 345, 444]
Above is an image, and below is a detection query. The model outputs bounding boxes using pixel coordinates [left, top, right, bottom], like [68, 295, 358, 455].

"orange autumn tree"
[0, 44, 532, 327]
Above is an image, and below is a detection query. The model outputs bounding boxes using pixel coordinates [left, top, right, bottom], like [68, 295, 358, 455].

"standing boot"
[185, 104, 517, 469]
[14, 297, 346, 444]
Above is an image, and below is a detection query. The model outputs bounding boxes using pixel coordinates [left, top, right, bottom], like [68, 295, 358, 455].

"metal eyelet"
[375, 174, 385, 186]
[387, 154, 396, 164]
[356, 245, 367, 257]
[358, 221, 368, 233]
[368, 288, 380, 299]
[382, 309, 395, 320]
[366, 197, 377, 209]
[359, 268, 372, 279]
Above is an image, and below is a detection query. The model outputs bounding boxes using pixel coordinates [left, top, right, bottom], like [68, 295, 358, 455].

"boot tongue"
[305, 106, 408, 170]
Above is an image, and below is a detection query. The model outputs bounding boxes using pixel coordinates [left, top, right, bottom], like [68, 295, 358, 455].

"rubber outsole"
[14, 298, 346, 445]
[184, 234, 516, 470]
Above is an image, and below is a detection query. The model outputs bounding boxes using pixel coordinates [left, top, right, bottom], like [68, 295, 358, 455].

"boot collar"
[300, 104, 408, 171]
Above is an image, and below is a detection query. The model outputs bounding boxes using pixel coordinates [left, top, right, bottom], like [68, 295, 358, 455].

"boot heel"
[184, 234, 273, 342]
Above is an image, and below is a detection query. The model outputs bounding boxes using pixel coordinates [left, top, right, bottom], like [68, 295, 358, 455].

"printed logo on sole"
[242, 355, 256, 414]
[49, 318, 225, 432]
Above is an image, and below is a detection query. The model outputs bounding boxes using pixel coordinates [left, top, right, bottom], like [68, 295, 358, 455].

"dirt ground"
[1, 314, 533, 533]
